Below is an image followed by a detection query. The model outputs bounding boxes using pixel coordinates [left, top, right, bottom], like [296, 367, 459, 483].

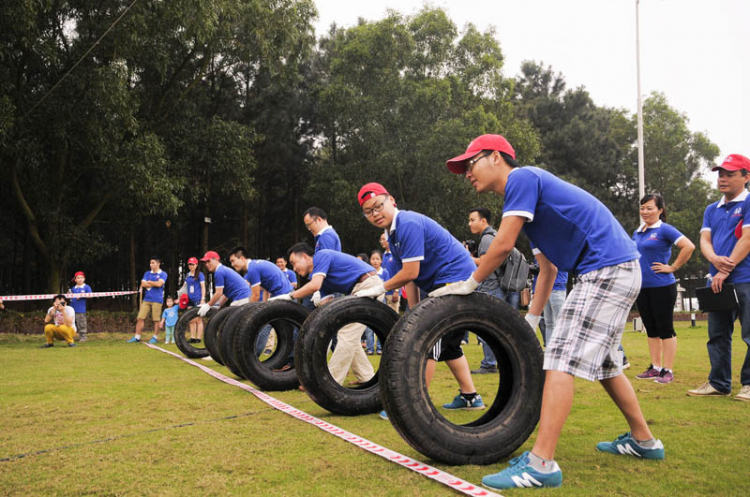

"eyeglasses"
[466, 151, 493, 174]
[362, 201, 386, 218]
[304, 217, 318, 228]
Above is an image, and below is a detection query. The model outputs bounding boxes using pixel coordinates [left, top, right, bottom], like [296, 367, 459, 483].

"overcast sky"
[313, 0, 749, 164]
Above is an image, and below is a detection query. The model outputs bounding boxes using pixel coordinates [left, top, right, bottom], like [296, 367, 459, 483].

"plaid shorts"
[544, 260, 641, 381]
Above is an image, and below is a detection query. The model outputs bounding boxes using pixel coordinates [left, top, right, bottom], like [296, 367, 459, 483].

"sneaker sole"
[686, 391, 730, 397]
[444, 406, 486, 411]
[734, 395, 750, 402]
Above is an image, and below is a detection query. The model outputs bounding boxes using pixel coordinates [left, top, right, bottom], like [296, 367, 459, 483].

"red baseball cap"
[446, 134, 516, 174]
[200, 251, 220, 261]
[71, 271, 85, 282]
[358, 182, 391, 207]
[712, 154, 750, 172]
[187, 257, 199, 265]
[178, 293, 190, 310]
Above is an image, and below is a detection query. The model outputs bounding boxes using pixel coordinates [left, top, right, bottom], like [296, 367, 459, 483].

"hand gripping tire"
[174, 307, 212, 359]
[218, 303, 260, 379]
[204, 306, 241, 365]
[380, 293, 544, 465]
[232, 301, 310, 391]
[295, 296, 399, 415]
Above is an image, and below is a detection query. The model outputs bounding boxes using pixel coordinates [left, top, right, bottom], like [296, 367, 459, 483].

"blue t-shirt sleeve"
[162, 309, 168, 319]
[214, 268, 225, 288]
[313, 252, 332, 278]
[199, 272, 205, 283]
[160, 271, 167, 283]
[701, 205, 711, 232]
[142, 271, 150, 282]
[503, 168, 540, 221]
[398, 219, 426, 262]
[288, 270, 297, 283]
[663, 224, 684, 245]
[245, 266, 261, 286]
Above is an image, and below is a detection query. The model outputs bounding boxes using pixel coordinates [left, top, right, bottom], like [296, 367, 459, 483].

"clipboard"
[696, 284, 739, 312]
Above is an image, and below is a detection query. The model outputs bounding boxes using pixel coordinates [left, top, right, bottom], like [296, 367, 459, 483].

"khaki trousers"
[327, 276, 381, 384]
[45, 324, 76, 344]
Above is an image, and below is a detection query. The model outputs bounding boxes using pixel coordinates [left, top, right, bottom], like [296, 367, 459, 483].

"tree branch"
[11, 160, 50, 261]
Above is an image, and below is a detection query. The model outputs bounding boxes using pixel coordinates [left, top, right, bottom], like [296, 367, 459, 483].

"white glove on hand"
[428, 277, 479, 297]
[354, 282, 386, 299]
[197, 303, 212, 317]
[269, 292, 293, 302]
[311, 291, 322, 307]
[525, 313, 541, 332]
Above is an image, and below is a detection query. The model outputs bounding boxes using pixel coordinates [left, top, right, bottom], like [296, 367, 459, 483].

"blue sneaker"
[378, 410, 388, 420]
[596, 432, 664, 459]
[442, 393, 485, 410]
[126, 337, 140, 343]
[148, 336, 158, 344]
[482, 451, 562, 490]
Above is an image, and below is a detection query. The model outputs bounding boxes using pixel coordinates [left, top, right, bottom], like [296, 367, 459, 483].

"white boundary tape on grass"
[145, 343, 501, 497]
[0, 291, 138, 302]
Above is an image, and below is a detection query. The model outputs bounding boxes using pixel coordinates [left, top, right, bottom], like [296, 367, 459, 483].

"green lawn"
[1, 322, 748, 495]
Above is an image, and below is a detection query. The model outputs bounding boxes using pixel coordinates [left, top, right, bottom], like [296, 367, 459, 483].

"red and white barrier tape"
[0, 291, 138, 302]
[145, 343, 501, 497]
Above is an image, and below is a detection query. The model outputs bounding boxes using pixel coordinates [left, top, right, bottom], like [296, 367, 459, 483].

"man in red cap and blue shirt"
[434, 134, 663, 490]
[688, 153, 750, 402]
[197, 251, 250, 316]
[354, 182, 485, 415]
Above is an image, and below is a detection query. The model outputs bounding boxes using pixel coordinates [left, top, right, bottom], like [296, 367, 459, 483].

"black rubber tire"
[233, 301, 310, 391]
[218, 303, 260, 378]
[174, 308, 212, 359]
[295, 296, 399, 415]
[204, 306, 240, 365]
[380, 293, 544, 466]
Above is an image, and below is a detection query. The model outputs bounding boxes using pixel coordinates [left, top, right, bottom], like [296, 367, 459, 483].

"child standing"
[160, 296, 180, 344]
[69, 271, 92, 342]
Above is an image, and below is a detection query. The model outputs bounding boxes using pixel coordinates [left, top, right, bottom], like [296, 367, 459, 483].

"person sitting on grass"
[160, 295, 180, 344]
[42, 295, 77, 348]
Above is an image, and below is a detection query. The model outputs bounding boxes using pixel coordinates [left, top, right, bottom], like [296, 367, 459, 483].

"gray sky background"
[313, 0, 749, 167]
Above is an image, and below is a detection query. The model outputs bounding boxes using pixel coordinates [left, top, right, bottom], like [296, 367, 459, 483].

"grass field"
[1, 322, 749, 496]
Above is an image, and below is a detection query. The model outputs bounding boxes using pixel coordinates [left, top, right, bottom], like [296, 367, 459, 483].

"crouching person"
[42, 295, 77, 348]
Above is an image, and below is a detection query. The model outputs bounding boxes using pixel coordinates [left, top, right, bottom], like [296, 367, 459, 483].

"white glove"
[428, 277, 479, 297]
[354, 282, 386, 299]
[269, 292, 293, 302]
[197, 303, 212, 317]
[311, 291, 322, 307]
[525, 313, 541, 332]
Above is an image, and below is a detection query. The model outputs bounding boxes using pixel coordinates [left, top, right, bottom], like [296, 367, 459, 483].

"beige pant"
[387, 293, 400, 314]
[327, 275, 381, 384]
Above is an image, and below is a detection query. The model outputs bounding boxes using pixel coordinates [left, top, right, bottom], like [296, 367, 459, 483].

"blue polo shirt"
[185, 271, 205, 305]
[213, 264, 250, 301]
[386, 209, 476, 292]
[382, 250, 398, 278]
[162, 305, 180, 327]
[503, 167, 639, 275]
[143, 270, 168, 303]
[632, 221, 685, 288]
[284, 269, 297, 286]
[312, 250, 375, 298]
[69, 284, 92, 314]
[244, 260, 293, 297]
[314, 226, 342, 252]
[701, 190, 750, 283]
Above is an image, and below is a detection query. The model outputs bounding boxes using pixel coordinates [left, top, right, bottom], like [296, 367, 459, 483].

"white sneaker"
[687, 381, 730, 397]
[735, 385, 750, 402]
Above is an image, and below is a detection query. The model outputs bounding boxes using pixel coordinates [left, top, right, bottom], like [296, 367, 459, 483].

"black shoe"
[40, 343, 53, 348]
[471, 366, 498, 374]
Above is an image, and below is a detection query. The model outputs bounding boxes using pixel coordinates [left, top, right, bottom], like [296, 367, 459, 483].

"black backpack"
[481, 229, 530, 293]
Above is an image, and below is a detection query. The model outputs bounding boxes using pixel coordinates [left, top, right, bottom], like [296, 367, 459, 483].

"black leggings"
[636, 283, 677, 339]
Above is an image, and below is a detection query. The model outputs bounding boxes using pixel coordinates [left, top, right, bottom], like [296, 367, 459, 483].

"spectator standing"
[160, 295, 180, 344]
[128, 257, 167, 344]
[185, 257, 206, 343]
[688, 154, 750, 401]
[364, 250, 391, 355]
[633, 194, 695, 384]
[69, 271, 92, 342]
[379, 233, 401, 313]
[42, 295, 77, 348]
[276, 256, 298, 289]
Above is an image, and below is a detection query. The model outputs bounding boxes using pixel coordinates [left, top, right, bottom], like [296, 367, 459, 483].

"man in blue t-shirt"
[379, 232, 401, 313]
[688, 153, 750, 402]
[128, 257, 168, 344]
[303, 207, 342, 253]
[272, 243, 380, 385]
[197, 251, 251, 317]
[276, 256, 298, 289]
[69, 271, 92, 342]
[355, 182, 485, 412]
[438, 134, 663, 490]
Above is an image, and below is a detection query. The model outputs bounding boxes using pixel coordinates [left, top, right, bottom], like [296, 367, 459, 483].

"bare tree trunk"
[23, 229, 31, 295]
[130, 225, 137, 311]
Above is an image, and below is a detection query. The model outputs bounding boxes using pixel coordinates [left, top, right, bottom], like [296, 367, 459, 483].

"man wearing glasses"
[303, 207, 341, 253]
[437, 134, 662, 490]
[355, 182, 485, 412]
